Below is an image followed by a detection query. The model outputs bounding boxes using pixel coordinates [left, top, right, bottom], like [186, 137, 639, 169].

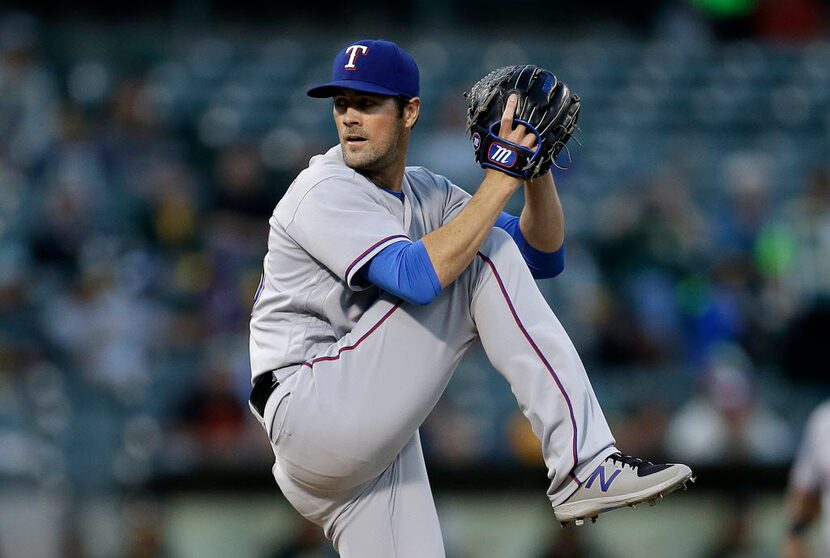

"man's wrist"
[483, 168, 523, 191]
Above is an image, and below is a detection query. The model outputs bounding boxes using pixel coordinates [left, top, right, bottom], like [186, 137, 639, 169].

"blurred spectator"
[0, 243, 38, 354]
[420, 347, 501, 466]
[165, 363, 266, 470]
[103, 76, 192, 247]
[38, 259, 166, 401]
[701, 493, 756, 558]
[592, 172, 708, 366]
[30, 106, 110, 273]
[716, 153, 774, 257]
[423, 399, 492, 466]
[664, 343, 792, 465]
[767, 167, 830, 386]
[607, 403, 672, 460]
[0, 12, 59, 169]
[678, 255, 752, 367]
[409, 89, 481, 192]
[140, 160, 203, 250]
[212, 144, 277, 220]
[203, 144, 275, 334]
[772, 167, 830, 309]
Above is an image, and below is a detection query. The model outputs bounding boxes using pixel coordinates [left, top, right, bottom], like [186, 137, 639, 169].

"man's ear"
[404, 97, 421, 129]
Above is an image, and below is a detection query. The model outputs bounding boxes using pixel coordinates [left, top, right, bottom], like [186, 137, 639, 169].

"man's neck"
[361, 157, 406, 192]
[365, 173, 402, 192]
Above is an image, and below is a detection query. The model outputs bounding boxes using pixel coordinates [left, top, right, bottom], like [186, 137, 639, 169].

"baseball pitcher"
[249, 39, 694, 557]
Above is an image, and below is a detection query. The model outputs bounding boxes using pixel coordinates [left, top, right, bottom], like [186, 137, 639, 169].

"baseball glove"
[465, 65, 580, 180]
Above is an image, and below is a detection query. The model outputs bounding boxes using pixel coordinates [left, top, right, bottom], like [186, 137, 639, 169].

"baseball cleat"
[554, 452, 693, 526]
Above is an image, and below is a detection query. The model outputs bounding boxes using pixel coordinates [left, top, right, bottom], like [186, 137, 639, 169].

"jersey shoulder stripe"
[344, 234, 410, 281]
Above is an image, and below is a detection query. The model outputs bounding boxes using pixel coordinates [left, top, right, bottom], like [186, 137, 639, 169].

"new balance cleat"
[554, 452, 693, 525]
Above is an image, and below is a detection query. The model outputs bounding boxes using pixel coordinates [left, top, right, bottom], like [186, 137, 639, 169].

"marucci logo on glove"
[465, 64, 580, 180]
[488, 143, 517, 167]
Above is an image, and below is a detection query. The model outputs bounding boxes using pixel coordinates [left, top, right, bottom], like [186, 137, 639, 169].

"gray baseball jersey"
[250, 145, 616, 557]
[250, 145, 466, 380]
[790, 400, 830, 552]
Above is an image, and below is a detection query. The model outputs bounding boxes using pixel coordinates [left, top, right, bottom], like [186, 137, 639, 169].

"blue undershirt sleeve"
[357, 239, 443, 305]
[357, 212, 563, 300]
[495, 212, 565, 279]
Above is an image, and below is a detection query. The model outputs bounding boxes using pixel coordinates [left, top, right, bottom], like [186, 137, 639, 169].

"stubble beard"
[341, 122, 404, 175]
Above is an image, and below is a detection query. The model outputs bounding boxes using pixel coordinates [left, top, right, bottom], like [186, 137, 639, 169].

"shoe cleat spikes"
[574, 518, 585, 526]
[590, 517, 597, 524]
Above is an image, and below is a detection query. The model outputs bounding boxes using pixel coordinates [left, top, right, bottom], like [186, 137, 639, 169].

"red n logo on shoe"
[585, 465, 621, 492]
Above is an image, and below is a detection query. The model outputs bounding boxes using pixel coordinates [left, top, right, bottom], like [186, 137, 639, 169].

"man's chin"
[342, 151, 378, 172]
[342, 157, 365, 171]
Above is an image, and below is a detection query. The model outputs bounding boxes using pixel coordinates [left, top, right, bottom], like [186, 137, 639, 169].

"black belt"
[249, 372, 280, 421]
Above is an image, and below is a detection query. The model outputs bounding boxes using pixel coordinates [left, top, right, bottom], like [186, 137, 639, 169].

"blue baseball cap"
[307, 39, 419, 99]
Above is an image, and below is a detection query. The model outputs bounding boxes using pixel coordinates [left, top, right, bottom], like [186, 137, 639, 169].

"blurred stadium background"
[1, 0, 830, 556]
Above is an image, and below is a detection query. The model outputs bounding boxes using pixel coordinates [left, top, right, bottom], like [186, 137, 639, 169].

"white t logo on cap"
[344, 45, 369, 70]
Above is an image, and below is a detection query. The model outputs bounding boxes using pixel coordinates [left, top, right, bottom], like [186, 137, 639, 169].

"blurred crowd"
[0, 11, 829, 555]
